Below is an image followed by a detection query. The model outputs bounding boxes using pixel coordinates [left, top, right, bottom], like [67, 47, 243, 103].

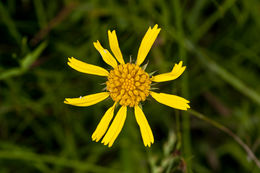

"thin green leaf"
[21, 41, 47, 70]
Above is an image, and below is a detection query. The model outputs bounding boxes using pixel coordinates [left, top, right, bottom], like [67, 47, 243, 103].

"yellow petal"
[108, 30, 125, 64]
[150, 91, 190, 110]
[64, 92, 109, 107]
[134, 105, 154, 147]
[68, 57, 109, 76]
[93, 41, 118, 68]
[152, 61, 186, 82]
[136, 24, 161, 66]
[101, 106, 127, 147]
[92, 103, 117, 142]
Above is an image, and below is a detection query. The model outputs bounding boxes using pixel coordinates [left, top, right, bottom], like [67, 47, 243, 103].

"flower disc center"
[106, 63, 151, 107]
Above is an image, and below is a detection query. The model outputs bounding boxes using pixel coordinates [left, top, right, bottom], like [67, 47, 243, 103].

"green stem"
[175, 110, 182, 150]
[187, 109, 260, 169]
[173, 0, 192, 171]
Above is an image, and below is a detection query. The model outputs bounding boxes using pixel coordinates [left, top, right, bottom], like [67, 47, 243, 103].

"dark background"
[0, 0, 260, 172]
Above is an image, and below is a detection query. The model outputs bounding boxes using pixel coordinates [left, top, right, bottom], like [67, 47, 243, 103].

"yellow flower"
[64, 24, 190, 147]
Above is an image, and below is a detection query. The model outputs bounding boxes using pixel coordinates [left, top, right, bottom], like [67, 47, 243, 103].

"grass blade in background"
[0, 1, 22, 44]
[21, 41, 47, 70]
[0, 41, 47, 80]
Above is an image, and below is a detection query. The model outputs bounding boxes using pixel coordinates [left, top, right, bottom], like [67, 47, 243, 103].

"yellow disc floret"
[106, 63, 151, 107]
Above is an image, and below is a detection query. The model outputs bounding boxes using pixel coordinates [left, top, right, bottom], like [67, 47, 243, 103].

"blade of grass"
[21, 41, 47, 70]
[166, 29, 260, 105]
[0, 41, 47, 80]
[0, 68, 22, 80]
[172, 0, 192, 172]
[192, 0, 236, 42]
[0, 150, 121, 173]
[33, 0, 48, 28]
[30, 2, 78, 45]
[185, 39, 260, 105]
[0, 1, 22, 44]
[187, 0, 208, 30]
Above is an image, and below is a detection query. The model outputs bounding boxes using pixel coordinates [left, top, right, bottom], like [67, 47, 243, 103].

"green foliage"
[0, 0, 260, 172]
[0, 41, 47, 80]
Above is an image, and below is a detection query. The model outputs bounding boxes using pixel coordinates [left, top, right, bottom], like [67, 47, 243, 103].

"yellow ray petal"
[152, 61, 186, 82]
[108, 30, 125, 64]
[134, 105, 154, 147]
[150, 91, 190, 110]
[136, 24, 161, 66]
[67, 57, 109, 76]
[64, 92, 109, 107]
[101, 106, 127, 147]
[93, 41, 118, 68]
[92, 103, 117, 142]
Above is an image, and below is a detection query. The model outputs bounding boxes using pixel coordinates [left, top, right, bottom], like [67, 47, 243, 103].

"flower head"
[64, 24, 190, 147]
[107, 63, 151, 107]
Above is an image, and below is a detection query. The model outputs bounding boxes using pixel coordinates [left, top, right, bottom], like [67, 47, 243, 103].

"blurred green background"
[0, 0, 260, 172]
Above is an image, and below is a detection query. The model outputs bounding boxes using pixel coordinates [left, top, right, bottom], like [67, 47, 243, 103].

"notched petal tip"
[95, 40, 101, 45]
[91, 136, 97, 142]
[63, 98, 72, 104]
[67, 57, 73, 62]
[93, 40, 102, 49]
[101, 140, 111, 147]
[108, 30, 114, 35]
[145, 141, 153, 148]
[180, 102, 190, 110]
[152, 24, 161, 31]
[92, 136, 100, 143]
[69, 57, 76, 60]
[108, 143, 113, 148]
[152, 61, 186, 83]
